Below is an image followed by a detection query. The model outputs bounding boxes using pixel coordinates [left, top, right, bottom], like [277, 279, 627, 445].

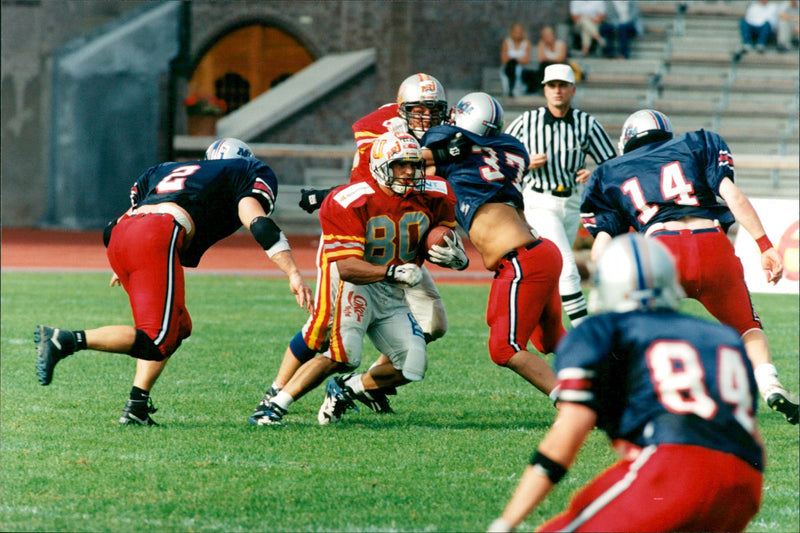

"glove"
[427, 232, 469, 270]
[298, 187, 333, 214]
[431, 132, 473, 164]
[385, 263, 423, 287]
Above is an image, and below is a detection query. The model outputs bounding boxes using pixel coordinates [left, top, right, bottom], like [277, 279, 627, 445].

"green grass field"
[1, 272, 798, 532]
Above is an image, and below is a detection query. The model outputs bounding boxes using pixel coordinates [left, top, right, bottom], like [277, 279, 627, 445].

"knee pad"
[129, 329, 168, 361]
[289, 331, 319, 363]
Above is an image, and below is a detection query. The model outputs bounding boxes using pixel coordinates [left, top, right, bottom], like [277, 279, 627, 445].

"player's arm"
[589, 231, 613, 262]
[718, 178, 783, 284]
[238, 196, 314, 312]
[489, 402, 596, 533]
[336, 257, 422, 287]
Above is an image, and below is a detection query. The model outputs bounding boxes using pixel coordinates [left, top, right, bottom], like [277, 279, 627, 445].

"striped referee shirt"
[504, 106, 616, 192]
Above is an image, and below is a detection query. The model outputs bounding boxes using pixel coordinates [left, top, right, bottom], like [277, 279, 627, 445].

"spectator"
[740, 0, 780, 54]
[500, 22, 534, 97]
[569, 0, 608, 56]
[599, 0, 643, 59]
[777, 0, 800, 51]
[530, 25, 569, 91]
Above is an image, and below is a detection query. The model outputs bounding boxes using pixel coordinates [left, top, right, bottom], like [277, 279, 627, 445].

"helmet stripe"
[629, 235, 650, 295]
[647, 110, 665, 131]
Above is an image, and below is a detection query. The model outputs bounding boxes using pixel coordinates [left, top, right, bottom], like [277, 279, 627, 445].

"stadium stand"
[491, 1, 799, 200]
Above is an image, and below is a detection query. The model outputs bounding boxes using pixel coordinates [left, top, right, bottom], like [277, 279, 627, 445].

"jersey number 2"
[155, 165, 200, 194]
[622, 162, 699, 224]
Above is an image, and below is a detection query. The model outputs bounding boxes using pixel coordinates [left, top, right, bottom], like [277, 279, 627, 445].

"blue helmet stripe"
[629, 236, 649, 295]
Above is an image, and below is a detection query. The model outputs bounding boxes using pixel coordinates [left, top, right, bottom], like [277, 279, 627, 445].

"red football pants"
[539, 444, 762, 532]
[487, 238, 566, 365]
[651, 228, 761, 334]
[107, 213, 192, 358]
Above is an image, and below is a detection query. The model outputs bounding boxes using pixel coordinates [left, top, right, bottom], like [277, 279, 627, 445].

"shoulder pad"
[331, 181, 376, 209]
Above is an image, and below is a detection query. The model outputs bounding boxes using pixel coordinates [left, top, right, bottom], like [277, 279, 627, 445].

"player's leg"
[523, 190, 587, 327]
[487, 241, 563, 398]
[252, 251, 338, 410]
[664, 231, 799, 424]
[253, 281, 365, 426]
[117, 216, 190, 425]
[559, 192, 589, 326]
[320, 284, 424, 423]
[538, 445, 761, 532]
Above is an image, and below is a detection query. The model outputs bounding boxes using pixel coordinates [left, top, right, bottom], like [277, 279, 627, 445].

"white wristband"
[265, 231, 291, 258]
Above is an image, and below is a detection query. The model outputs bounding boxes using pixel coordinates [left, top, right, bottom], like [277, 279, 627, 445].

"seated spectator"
[500, 22, 534, 97]
[570, 0, 608, 56]
[599, 0, 643, 59]
[740, 0, 780, 53]
[533, 25, 569, 89]
[777, 0, 799, 51]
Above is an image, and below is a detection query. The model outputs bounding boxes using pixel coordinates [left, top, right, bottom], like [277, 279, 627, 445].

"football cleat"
[765, 386, 799, 425]
[249, 402, 287, 426]
[318, 376, 358, 425]
[252, 386, 281, 413]
[119, 397, 159, 426]
[34, 325, 73, 386]
[352, 385, 396, 414]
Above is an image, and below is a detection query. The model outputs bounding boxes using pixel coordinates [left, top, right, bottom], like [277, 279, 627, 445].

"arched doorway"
[185, 23, 314, 135]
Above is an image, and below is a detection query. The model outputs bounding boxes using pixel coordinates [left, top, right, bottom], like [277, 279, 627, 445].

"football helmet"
[589, 233, 685, 313]
[369, 131, 425, 196]
[450, 92, 504, 137]
[397, 73, 448, 140]
[205, 138, 254, 160]
[618, 109, 674, 155]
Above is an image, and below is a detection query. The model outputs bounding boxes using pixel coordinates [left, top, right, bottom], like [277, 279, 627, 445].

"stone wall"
[1, 0, 566, 227]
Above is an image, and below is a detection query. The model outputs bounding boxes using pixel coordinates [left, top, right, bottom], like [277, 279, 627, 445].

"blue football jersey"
[130, 158, 278, 267]
[422, 125, 529, 231]
[556, 310, 763, 471]
[581, 130, 736, 237]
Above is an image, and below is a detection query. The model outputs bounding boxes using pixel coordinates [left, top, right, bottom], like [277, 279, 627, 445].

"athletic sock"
[562, 292, 588, 326]
[130, 386, 149, 401]
[344, 373, 366, 395]
[272, 390, 294, 411]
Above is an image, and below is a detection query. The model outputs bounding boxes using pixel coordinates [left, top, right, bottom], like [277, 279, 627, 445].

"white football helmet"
[205, 138, 254, 160]
[396, 73, 448, 140]
[369, 131, 425, 195]
[450, 92, 504, 137]
[618, 109, 674, 155]
[589, 233, 685, 313]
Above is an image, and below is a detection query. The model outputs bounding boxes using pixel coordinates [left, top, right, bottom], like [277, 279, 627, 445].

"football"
[424, 226, 457, 253]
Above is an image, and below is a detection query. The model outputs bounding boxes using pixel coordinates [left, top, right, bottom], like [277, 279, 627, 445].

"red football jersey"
[320, 177, 456, 267]
[350, 103, 402, 184]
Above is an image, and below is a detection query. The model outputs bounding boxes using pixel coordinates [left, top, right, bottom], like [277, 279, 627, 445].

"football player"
[489, 234, 763, 532]
[253, 73, 469, 416]
[34, 138, 313, 425]
[581, 109, 798, 425]
[249, 132, 466, 426]
[422, 92, 566, 402]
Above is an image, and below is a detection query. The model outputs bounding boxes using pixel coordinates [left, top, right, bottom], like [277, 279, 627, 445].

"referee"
[504, 63, 616, 327]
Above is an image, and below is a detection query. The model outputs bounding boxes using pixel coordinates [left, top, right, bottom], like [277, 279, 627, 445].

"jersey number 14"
[622, 161, 700, 224]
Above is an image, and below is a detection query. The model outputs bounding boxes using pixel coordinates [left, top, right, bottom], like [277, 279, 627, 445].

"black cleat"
[766, 387, 799, 425]
[119, 397, 159, 426]
[34, 325, 73, 386]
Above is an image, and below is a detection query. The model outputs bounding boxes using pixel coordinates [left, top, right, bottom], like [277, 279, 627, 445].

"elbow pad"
[250, 216, 291, 258]
[250, 216, 282, 250]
